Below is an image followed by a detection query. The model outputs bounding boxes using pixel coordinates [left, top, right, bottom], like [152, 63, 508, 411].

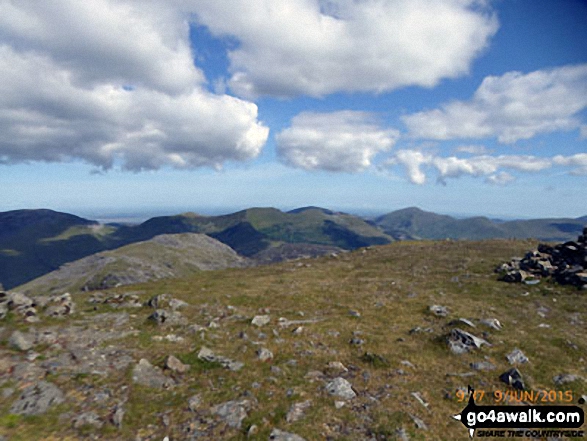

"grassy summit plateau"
[0, 239, 585, 440]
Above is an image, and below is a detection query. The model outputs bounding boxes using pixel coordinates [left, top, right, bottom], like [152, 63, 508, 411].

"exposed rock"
[197, 346, 244, 371]
[165, 355, 188, 374]
[349, 309, 361, 318]
[411, 392, 429, 409]
[257, 347, 273, 362]
[145, 293, 188, 310]
[470, 361, 496, 371]
[147, 309, 186, 326]
[409, 413, 428, 430]
[286, 400, 312, 423]
[479, 318, 502, 330]
[499, 368, 525, 390]
[132, 358, 175, 389]
[326, 377, 356, 400]
[94, 292, 142, 308]
[73, 411, 103, 429]
[269, 428, 307, 441]
[0, 291, 37, 320]
[429, 305, 449, 317]
[324, 361, 348, 376]
[188, 394, 202, 411]
[251, 315, 271, 327]
[212, 399, 251, 429]
[553, 374, 583, 385]
[449, 318, 476, 328]
[395, 428, 410, 441]
[111, 404, 124, 428]
[10, 381, 65, 415]
[506, 348, 529, 365]
[9, 330, 35, 351]
[447, 328, 490, 354]
[44, 293, 75, 317]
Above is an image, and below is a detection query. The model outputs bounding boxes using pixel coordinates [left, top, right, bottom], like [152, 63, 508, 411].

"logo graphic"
[453, 386, 585, 438]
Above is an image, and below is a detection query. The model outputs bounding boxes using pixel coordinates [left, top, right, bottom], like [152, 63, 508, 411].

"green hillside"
[0, 210, 115, 289]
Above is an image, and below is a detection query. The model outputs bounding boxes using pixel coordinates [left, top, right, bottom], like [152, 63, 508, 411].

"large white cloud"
[403, 64, 587, 143]
[276, 111, 399, 172]
[386, 150, 582, 185]
[0, 0, 268, 170]
[190, 0, 498, 98]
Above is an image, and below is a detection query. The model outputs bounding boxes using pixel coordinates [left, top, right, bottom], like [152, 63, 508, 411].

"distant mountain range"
[374, 207, 586, 241]
[0, 206, 585, 290]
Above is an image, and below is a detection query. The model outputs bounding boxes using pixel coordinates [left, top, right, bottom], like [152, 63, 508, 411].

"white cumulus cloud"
[191, 0, 498, 98]
[0, 0, 268, 170]
[387, 150, 566, 185]
[402, 64, 587, 143]
[276, 111, 399, 172]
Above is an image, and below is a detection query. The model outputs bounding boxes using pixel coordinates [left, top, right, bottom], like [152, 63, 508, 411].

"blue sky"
[0, 0, 586, 220]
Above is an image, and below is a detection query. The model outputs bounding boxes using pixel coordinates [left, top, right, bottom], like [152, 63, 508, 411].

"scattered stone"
[470, 361, 496, 371]
[409, 413, 428, 430]
[411, 392, 429, 409]
[165, 355, 188, 374]
[247, 424, 259, 437]
[349, 310, 361, 318]
[188, 394, 202, 411]
[479, 318, 502, 330]
[395, 428, 410, 441]
[145, 293, 187, 310]
[499, 368, 525, 390]
[73, 411, 103, 429]
[110, 404, 124, 429]
[447, 328, 490, 354]
[147, 309, 186, 326]
[401, 360, 415, 369]
[0, 291, 37, 320]
[197, 346, 244, 371]
[334, 401, 345, 409]
[44, 293, 75, 317]
[324, 361, 348, 376]
[326, 377, 356, 400]
[506, 348, 529, 365]
[9, 330, 34, 351]
[212, 399, 250, 429]
[553, 374, 582, 385]
[251, 315, 271, 327]
[10, 381, 65, 415]
[286, 400, 312, 423]
[429, 305, 449, 317]
[449, 318, 476, 328]
[132, 359, 175, 389]
[256, 347, 273, 362]
[349, 337, 365, 346]
[269, 429, 306, 441]
[188, 324, 206, 333]
[292, 326, 303, 335]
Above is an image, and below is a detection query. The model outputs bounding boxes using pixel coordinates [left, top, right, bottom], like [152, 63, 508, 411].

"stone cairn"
[497, 227, 587, 289]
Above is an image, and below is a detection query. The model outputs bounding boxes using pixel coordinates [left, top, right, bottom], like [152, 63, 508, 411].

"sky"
[0, 0, 586, 220]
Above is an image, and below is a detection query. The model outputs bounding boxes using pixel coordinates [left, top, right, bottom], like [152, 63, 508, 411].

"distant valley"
[0, 206, 585, 290]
